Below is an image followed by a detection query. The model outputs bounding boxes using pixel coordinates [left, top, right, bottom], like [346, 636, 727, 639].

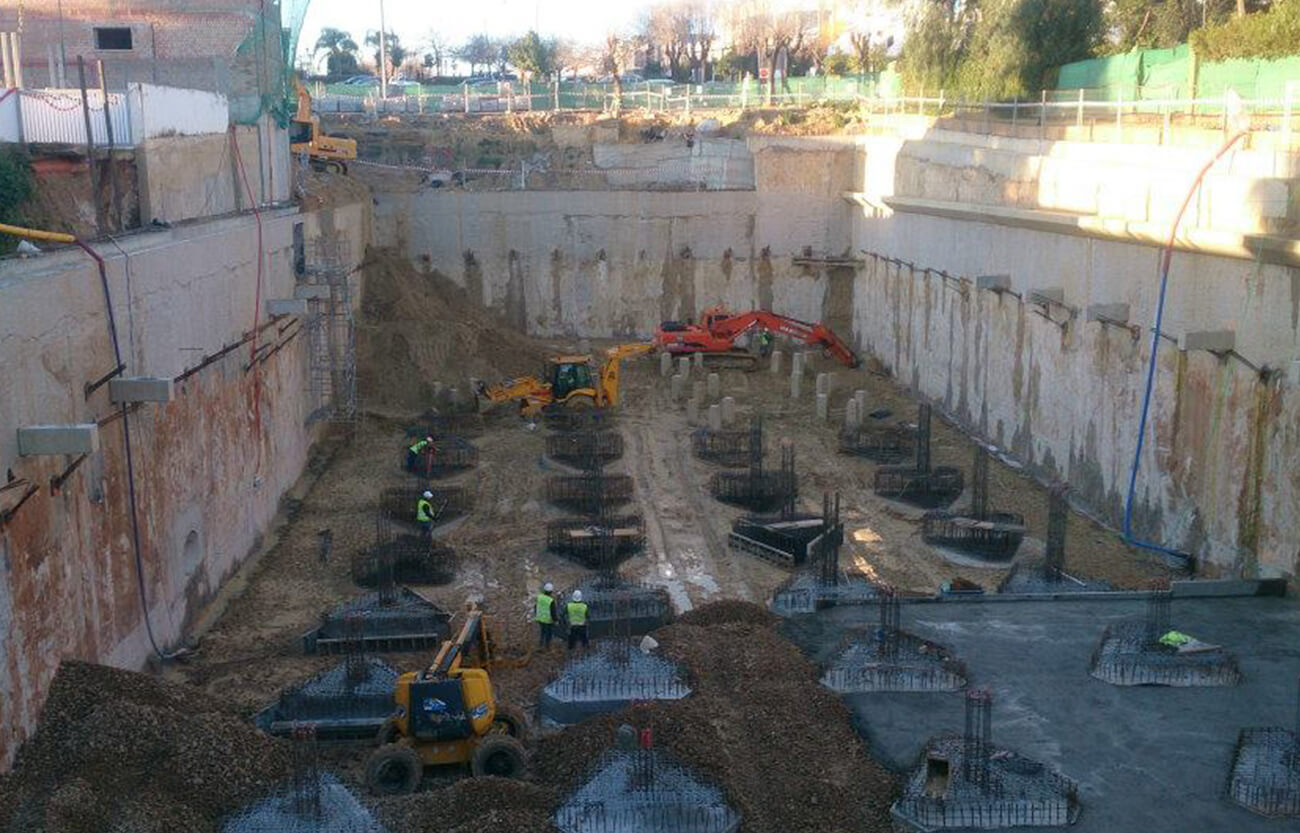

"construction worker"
[407, 436, 434, 472]
[757, 327, 773, 358]
[566, 589, 590, 651]
[535, 582, 558, 649]
[415, 490, 434, 537]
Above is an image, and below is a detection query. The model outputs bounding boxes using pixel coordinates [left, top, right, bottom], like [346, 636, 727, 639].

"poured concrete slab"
[784, 596, 1300, 833]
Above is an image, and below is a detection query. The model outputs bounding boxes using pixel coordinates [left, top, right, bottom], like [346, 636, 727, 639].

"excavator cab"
[547, 357, 596, 401]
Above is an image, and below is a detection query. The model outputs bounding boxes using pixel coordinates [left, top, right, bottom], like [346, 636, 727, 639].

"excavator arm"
[713, 311, 859, 368]
[598, 342, 654, 407]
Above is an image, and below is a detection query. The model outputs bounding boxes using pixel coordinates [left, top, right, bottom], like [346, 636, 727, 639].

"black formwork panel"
[352, 535, 457, 587]
[546, 516, 646, 567]
[921, 510, 1026, 561]
[709, 470, 797, 512]
[402, 435, 479, 478]
[729, 514, 833, 567]
[543, 405, 615, 432]
[253, 658, 399, 740]
[406, 411, 485, 439]
[839, 423, 916, 464]
[379, 486, 472, 527]
[544, 473, 634, 513]
[872, 465, 963, 508]
[691, 427, 752, 468]
[546, 431, 624, 467]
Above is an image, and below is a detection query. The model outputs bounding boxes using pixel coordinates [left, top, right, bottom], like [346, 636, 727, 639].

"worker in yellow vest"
[406, 436, 435, 473]
[566, 589, 589, 650]
[534, 582, 558, 649]
[415, 490, 434, 537]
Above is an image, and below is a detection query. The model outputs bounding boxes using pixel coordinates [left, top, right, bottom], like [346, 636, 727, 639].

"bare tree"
[424, 31, 449, 78]
[600, 33, 639, 115]
[733, 0, 812, 103]
[685, 1, 716, 83]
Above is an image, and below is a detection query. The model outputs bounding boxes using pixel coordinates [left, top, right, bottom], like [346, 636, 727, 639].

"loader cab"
[547, 356, 595, 399]
[290, 118, 314, 147]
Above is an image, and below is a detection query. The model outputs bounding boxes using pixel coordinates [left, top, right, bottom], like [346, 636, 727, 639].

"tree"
[955, 0, 1103, 99]
[508, 30, 558, 80]
[899, 0, 970, 94]
[849, 30, 893, 75]
[1105, 0, 1236, 52]
[825, 52, 854, 76]
[314, 26, 359, 78]
[712, 48, 748, 81]
[600, 33, 640, 115]
[459, 33, 498, 76]
[423, 31, 450, 78]
[732, 1, 815, 102]
[365, 30, 406, 77]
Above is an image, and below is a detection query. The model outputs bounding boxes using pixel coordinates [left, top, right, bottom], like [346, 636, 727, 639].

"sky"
[297, 0, 644, 69]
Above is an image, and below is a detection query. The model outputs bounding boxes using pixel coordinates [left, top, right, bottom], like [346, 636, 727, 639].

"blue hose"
[1121, 131, 1247, 567]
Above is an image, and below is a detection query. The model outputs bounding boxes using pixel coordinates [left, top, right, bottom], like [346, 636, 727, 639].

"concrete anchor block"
[976, 274, 1011, 292]
[1179, 330, 1235, 353]
[770, 349, 783, 374]
[687, 395, 700, 424]
[18, 424, 100, 456]
[790, 371, 802, 399]
[845, 398, 860, 430]
[109, 377, 174, 404]
[678, 356, 691, 381]
[1086, 303, 1130, 323]
[707, 372, 721, 399]
[1029, 288, 1065, 306]
[660, 352, 673, 377]
[265, 299, 308, 317]
[671, 374, 684, 400]
[708, 404, 722, 431]
[721, 396, 736, 426]
[816, 393, 829, 421]
[854, 389, 867, 417]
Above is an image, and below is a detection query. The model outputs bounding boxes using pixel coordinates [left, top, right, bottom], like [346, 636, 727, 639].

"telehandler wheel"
[491, 704, 529, 740]
[375, 716, 400, 745]
[471, 735, 528, 779]
[365, 743, 423, 795]
[565, 394, 596, 410]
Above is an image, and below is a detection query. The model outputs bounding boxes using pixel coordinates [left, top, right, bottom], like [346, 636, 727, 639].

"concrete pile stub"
[660, 352, 673, 377]
[678, 356, 691, 380]
[687, 395, 700, 424]
[721, 396, 736, 426]
[707, 372, 721, 399]
[770, 349, 783, 374]
[816, 393, 829, 421]
[854, 389, 867, 416]
[845, 399, 860, 430]
[790, 372, 802, 399]
[693, 351, 704, 370]
[671, 374, 684, 400]
[708, 404, 722, 431]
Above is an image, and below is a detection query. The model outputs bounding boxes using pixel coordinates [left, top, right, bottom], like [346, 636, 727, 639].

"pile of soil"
[0, 661, 292, 833]
[676, 599, 778, 628]
[357, 249, 545, 411]
[383, 603, 898, 833]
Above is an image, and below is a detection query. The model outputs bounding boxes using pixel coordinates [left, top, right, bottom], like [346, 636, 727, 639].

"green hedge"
[0, 148, 33, 255]
[1189, 0, 1300, 61]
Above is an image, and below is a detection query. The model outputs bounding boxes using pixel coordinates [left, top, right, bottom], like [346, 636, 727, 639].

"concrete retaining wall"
[0, 199, 368, 767]
[851, 132, 1300, 579]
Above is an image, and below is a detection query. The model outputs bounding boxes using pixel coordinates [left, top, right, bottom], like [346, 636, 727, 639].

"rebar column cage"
[1090, 589, 1242, 687]
[547, 431, 625, 468]
[543, 405, 616, 432]
[354, 511, 457, 587]
[290, 725, 322, 821]
[839, 420, 917, 463]
[872, 403, 964, 508]
[402, 435, 479, 478]
[301, 237, 357, 425]
[921, 446, 1025, 560]
[878, 586, 901, 659]
[709, 438, 797, 512]
[253, 656, 401, 740]
[1145, 578, 1173, 644]
[691, 427, 752, 467]
[378, 486, 472, 529]
[563, 574, 674, 638]
[1044, 483, 1069, 581]
[407, 411, 485, 439]
[1225, 677, 1300, 818]
[545, 472, 635, 513]
[302, 588, 451, 654]
[962, 688, 994, 791]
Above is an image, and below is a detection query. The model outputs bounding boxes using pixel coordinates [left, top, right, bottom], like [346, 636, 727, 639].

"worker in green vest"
[566, 589, 589, 650]
[415, 490, 434, 537]
[534, 582, 558, 649]
[406, 435, 434, 473]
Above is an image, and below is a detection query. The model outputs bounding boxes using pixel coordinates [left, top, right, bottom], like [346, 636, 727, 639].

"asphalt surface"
[783, 594, 1300, 832]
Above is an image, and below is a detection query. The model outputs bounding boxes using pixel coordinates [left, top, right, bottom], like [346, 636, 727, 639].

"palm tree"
[314, 27, 359, 77]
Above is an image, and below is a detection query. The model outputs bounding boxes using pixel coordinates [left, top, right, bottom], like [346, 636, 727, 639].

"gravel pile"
[375, 778, 558, 833]
[0, 661, 292, 833]
[676, 600, 778, 628]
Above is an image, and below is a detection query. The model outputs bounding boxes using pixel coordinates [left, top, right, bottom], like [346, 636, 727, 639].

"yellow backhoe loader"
[291, 78, 357, 174]
[474, 342, 654, 417]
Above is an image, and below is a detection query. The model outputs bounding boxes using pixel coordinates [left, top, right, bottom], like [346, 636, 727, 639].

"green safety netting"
[1057, 45, 1300, 103]
[229, 0, 312, 126]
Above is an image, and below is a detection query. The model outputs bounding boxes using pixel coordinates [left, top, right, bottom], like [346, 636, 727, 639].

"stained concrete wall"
[374, 138, 854, 338]
[850, 131, 1300, 578]
[0, 199, 368, 768]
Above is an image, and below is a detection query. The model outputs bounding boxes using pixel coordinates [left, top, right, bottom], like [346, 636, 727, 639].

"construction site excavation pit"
[820, 590, 967, 694]
[539, 641, 692, 727]
[254, 656, 401, 740]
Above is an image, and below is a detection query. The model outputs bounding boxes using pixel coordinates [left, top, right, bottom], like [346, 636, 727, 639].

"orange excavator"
[654, 306, 859, 368]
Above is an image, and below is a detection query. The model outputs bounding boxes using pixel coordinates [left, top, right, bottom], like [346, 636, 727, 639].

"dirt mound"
[376, 778, 558, 833]
[357, 249, 545, 411]
[675, 599, 777, 628]
[0, 661, 291, 833]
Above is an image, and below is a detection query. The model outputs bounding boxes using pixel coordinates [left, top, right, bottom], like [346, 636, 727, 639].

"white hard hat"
[543, 582, 554, 592]
[425, 436, 433, 442]
[422, 490, 433, 498]
[571, 590, 583, 602]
